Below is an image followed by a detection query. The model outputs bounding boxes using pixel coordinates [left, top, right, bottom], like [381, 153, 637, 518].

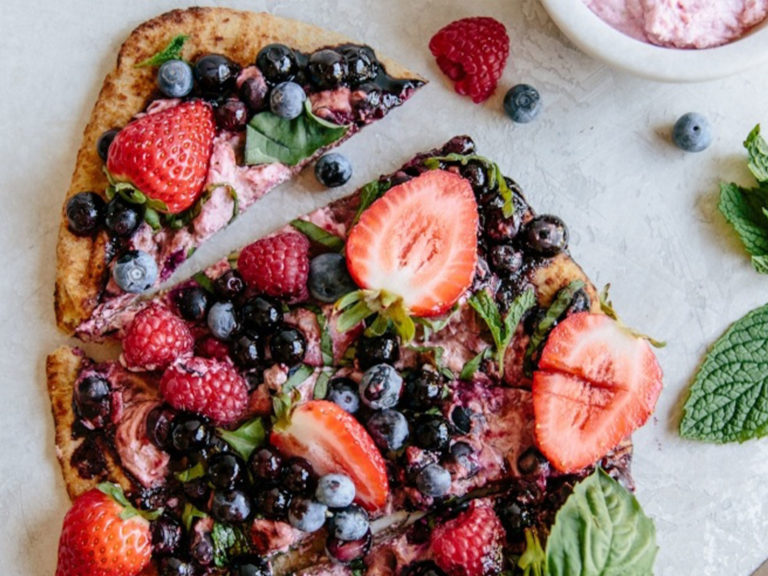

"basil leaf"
[211, 523, 249, 568]
[216, 418, 266, 461]
[745, 124, 768, 183]
[353, 179, 391, 224]
[546, 469, 657, 576]
[136, 34, 188, 68]
[680, 302, 768, 442]
[291, 219, 344, 251]
[283, 364, 315, 393]
[245, 100, 348, 166]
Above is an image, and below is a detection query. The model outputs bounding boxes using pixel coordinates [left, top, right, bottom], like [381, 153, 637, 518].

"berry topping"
[104, 197, 143, 238]
[255, 487, 292, 519]
[308, 252, 357, 303]
[194, 53, 241, 95]
[159, 556, 196, 576]
[170, 413, 212, 454]
[106, 100, 215, 214]
[231, 556, 272, 576]
[249, 446, 283, 485]
[366, 409, 409, 452]
[430, 502, 504, 576]
[150, 515, 182, 556]
[307, 49, 348, 89]
[238, 233, 310, 302]
[325, 529, 372, 564]
[282, 456, 317, 495]
[207, 301, 240, 341]
[74, 374, 111, 426]
[270, 81, 306, 119]
[328, 504, 369, 541]
[211, 489, 252, 523]
[357, 332, 400, 369]
[503, 84, 542, 123]
[314, 152, 353, 188]
[240, 75, 269, 111]
[214, 98, 249, 131]
[269, 326, 307, 366]
[532, 312, 663, 473]
[316, 473, 356, 509]
[207, 452, 246, 489]
[413, 414, 451, 452]
[231, 333, 264, 368]
[340, 45, 380, 86]
[122, 305, 194, 371]
[415, 463, 451, 497]
[157, 59, 194, 98]
[402, 561, 447, 576]
[429, 17, 509, 103]
[520, 214, 569, 257]
[359, 364, 403, 410]
[174, 286, 210, 322]
[96, 128, 120, 162]
[66, 192, 105, 236]
[112, 250, 157, 293]
[270, 400, 390, 511]
[256, 44, 299, 84]
[345, 170, 478, 317]
[404, 368, 442, 411]
[672, 112, 712, 152]
[213, 269, 245, 299]
[160, 357, 249, 425]
[240, 296, 283, 334]
[55, 485, 152, 576]
[326, 378, 361, 414]
[287, 498, 328, 532]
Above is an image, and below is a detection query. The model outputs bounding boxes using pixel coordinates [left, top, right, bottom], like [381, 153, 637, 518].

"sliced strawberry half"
[270, 400, 389, 512]
[345, 170, 478, 317]
[532, 312, 663, 473]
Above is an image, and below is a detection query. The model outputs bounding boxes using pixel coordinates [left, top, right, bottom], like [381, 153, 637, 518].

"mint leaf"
[192, 272, 215, 294]
[182, 502, 208, 532]
[745, 124, 768, 183]
[353, 179, 391, 224]
[216, 418, 266, 461]
[136, 35, 188, 68]
[283, 364, 315, 393]
[719, 182, 768, 269]
[680, 302, 768, 442]
[245, 100, 347, 166]
[290, 218, 345, 251]
[460, 349, 489, 381]
[211, 522, 249, 568]
[314, 370, 330, 399]
[314, 312, 334, 366]
[546, 469, 657, 576]
[468, 290, 503, 347]
[175, 462, 206, 483]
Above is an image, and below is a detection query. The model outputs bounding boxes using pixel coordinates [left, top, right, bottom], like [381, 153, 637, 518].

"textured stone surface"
[3, 0, 768, 575]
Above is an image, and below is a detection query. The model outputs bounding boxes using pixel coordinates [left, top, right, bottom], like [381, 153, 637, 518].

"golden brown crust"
[530, 252, 601, 312]
[55, 7, 423, 335]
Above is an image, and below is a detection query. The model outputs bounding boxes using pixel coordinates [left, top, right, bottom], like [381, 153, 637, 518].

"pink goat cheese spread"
[583, 0, 768, 48]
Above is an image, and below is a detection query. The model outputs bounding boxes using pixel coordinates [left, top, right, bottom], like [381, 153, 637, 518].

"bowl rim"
[540, 0, 768, 82]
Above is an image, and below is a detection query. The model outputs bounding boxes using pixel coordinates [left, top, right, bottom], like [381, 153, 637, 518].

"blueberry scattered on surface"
[211, 489, 252, 523]
[329, 504, 369, 541]
[403, 369, 442, 411]
[157, 59, 194, 98]
[520, 214, 569, 257]
[146, 405, 175, 450]
[231, 333, 264, 368]
[315, 474, 356, 509]
[194, 53, 241, 95]
[451, 406, 473, 435]
[672, 112, 712, 152]
[359, 364, 403, 410]
[174, 286, 209, 322]
[207, 301, 239, 340]
[415, 463, 451, 497]
[504, 84, 542, 123]
[308, 252, 357, 302]
[74, 374, 111, 424]
[213, 269, 245, 300]
[288, 498, 328, 532]
[366, 409, 409, 452]
[96, 128, 120, 162]
[340, 45, 379, 86]
[447, 441, 478, 477]
[104, 197, 143, 238]
[270, 326, 307, 365]
[269, 81, 306, 119]
[326, 378, 361, 414]
[315, 153, 353, 188]
[113, 250, 157, 293]
[66, 192, 105, 236]
[256, 43, 299, 84]
[240, 75, 269, 111]
[151, 515, 183, 555]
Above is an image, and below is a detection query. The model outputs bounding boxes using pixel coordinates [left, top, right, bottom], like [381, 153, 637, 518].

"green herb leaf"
[192, 272, 215, 294]
[335, 289, 416, 343]
[518, 528, 546, 576]
[245, 100, 348, 166]
[719, 182, 768, 270]
[314, 370, 330, 399]
[353, 179, 391, 224]
[546, 469, 657, 576]
[745, 124, 768, 183]
[468, 290, 503, 347]
[136, 35, 188, 68]
[211, 522, 250, 568]
[283, 364, 315, 393]
[460, 348, 489, 381]
[182, 502, 208, 532]
[216, 418, 266, 461]
[291, 218, 345, 251]
[680, 302, 768, 442]
[315, 311, 334, 366]
[175, 462, 206, 483]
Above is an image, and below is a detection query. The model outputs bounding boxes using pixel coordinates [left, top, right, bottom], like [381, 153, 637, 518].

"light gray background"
[3, 1, 768, 574]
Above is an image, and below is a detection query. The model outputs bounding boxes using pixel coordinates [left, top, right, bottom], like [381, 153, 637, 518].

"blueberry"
[282, 456, 316, 495]
[520, 215, 568, 257]
[288, 498, 328, 532]
[315, 474, 356, 509]
[446, 441, 478, 477]
[189, 526, 214, 566]
[113, 250, 157, 293]
[159, 557, 196, 576]
[214, 98, 249, 131]
[249, 446, 283, 485]
[460, 161, 488, 194]
[314, 153, 353, 188]
[672, 112, 712, 152]
[517, 446, 548, 475]
[340, 45, 379, 86]
[157, 59, 194, 98]
[357, 333, 399, 369]
[255, 487, 292, 519]
[194, 53, 241, 95]
[232, 556, 273, 576]
[450, 406, 473, 435]
[366, 410, 409, 452]
[504, 84, 542, 123]
[497, 496, 535, 539]
[74, 375, 111, 425]
[325, 529, 372, 564]
[413, 415, 451, 452]
[174, 286, 210, 322]
[269, 81, 306, 119]
[96, 128, 120, 162]
[211, 489, 252, 523]
[359, 364, 403, 410]
[415, 463, 451, 497]
[208, 452, 246, 489]
[170, 414, 211, 453]
[443, 135, 476, 156]
[207, 301, 239, 340]
[270, 326, 306, 365]
[240, 75, 269, 111]
[308, 49, 348, 89]
[66, 192, 105, 236]
[326, 378, 361, 414]
[150, 515, 183, 555]
[240, 296, 283, 334]
[403, 368, 442, 411]
[213, 269, 245, 300]
[329, 504, 369, 541]
[256, 44, 299, 84]
[489, 244, 523, 274]
[308, 253, 357, 302]
[104, 197, 143, 237]
[231, 333, 264, 368]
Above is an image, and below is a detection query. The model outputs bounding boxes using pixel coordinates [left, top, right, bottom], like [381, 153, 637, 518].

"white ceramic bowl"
[540, 0, 768, 82]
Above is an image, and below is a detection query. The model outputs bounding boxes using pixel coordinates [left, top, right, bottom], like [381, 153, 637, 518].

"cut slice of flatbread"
[55, 7, 425, 339]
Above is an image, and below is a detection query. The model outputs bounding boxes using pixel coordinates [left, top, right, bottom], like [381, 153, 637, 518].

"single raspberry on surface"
[429, 17, 510, 103]
[160, 356, 248, 425]
[430, 501, 504, 576]
[122, 304, 194, 371]
[237, 232, 310, 302]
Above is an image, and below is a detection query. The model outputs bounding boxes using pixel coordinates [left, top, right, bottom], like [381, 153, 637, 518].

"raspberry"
[429, 17, 509, 103]
[430, 501, 504, 576]
[237, 232, 310, 302]
[160, 357, 248, 425]
[122, 305, 194, 371]
[195, 335, 232, 362]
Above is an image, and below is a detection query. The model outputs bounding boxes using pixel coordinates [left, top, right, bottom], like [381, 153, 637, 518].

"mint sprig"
[216, 418, 266, 461]
[136, 34, 188, 68]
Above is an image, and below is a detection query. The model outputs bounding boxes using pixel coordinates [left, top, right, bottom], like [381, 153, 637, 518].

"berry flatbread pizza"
[47, 136, 661, 575]
[55, 7, 424, 339]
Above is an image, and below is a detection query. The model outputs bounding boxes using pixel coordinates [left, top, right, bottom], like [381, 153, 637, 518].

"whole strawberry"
[56, 484, 152, 576]
[237, 232, 310, 302]
[121, 304, 194, 371]
[429, 17, 509, 103]
[107, 100, 215, 214]
[430, 501, 504, 576]
[160, 356, 248, 425]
